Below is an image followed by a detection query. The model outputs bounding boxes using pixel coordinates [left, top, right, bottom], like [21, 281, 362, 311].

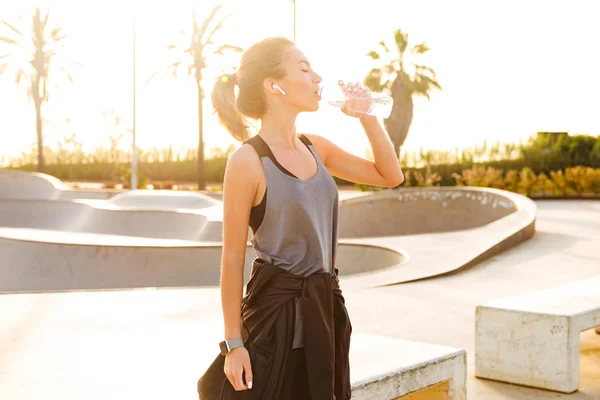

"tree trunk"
[384, 72, 414, 158]
[33, 78, 45, 173]
[196, 81, 206, 190]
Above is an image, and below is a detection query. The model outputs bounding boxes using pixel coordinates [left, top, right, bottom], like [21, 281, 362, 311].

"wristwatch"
[219, 337, 244, 356]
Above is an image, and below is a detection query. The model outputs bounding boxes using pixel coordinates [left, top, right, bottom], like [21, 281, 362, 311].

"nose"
[313, 72, 322, 85]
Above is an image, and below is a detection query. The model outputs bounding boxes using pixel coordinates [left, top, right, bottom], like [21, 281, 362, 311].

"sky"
[1, 0, 599, 164]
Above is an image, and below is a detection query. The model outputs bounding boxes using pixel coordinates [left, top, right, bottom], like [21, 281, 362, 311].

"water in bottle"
[318, 81, 393, 118]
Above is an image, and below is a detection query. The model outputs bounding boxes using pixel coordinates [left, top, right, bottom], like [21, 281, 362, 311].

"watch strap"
[219, 337, 244, 355]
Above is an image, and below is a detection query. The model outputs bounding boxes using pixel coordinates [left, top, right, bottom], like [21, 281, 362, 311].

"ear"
[263, 78, 281, 95]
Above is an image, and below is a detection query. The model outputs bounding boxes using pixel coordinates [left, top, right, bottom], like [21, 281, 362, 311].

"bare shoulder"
[222, 143, 263, 214]
[225, 143, 263, 182]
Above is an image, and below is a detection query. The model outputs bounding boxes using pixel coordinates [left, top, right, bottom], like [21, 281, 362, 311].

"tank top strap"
[244, 134, 314, 180]
[243, 134, 271, 158]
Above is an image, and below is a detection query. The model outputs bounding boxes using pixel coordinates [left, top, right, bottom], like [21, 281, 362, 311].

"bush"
[452, 165, 504, 188]
[7, 132, 600, 198]
[450, 165, 600, 197]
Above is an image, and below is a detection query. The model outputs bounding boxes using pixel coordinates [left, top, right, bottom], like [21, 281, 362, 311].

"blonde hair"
[211, 37, 294, 142]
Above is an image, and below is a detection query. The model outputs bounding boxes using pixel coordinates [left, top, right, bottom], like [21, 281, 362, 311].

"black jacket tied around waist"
[197, 259, 352, 400]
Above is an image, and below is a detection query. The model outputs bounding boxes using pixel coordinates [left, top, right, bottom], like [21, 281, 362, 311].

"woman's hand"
[339, 81, 373, 119]
[224, 346, 253, 391]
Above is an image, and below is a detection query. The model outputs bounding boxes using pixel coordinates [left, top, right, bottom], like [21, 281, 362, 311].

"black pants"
[280, 348, 312, 400]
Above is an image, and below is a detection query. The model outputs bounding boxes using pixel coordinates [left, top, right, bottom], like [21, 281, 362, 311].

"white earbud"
[273, 83, 286, 96]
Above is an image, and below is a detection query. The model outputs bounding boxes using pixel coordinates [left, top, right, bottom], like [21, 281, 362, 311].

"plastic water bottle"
[318, 81, 394, 118]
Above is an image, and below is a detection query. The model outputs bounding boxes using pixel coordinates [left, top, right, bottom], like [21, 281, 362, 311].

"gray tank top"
[244, 134, 339, 348]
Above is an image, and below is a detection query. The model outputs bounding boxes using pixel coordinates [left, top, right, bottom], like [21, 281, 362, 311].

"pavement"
[0, 168, 598, 399]
[345, 200, 599, 399]
[0, 200, 598, 399]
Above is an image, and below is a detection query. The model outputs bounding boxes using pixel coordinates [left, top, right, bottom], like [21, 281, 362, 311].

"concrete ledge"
[475, 276, 600, 393]
[350, 334, 466, 399]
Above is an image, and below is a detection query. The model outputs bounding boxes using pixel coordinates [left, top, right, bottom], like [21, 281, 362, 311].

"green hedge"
[8, 132, 600, 193]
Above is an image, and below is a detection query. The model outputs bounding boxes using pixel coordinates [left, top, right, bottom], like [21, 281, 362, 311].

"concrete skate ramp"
[339, 187, 517, 238]
[0, 230, 404, 292]
[105, 190, 221, 210]
[0, 169, 65, 200]
[0, 200, 224, 241]
[338, 187, 536, 288]
[0, 170, 535, 292]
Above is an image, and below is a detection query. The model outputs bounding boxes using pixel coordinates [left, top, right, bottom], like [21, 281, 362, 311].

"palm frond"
[213, 44, 242, 55]
[202, 13, 231, 48]
[0, 36, 19, 45]
[426, 76, 441, 90]
[394, 29, 408, 54]
[51, 27, 67, 42]
[197, 5, 222, 42]
[167, 60, 184, 79]
[412, 75, 441, 98]
[41, 8, 51, 33]
[0, 63, 8, 77]
[15, 69, 27, 86]
[32, 8, 41, 29]
[58, 65, 73, 83]
[145, 71, 159, 84]
[366, 50, 380, 60]
[384, 62, 397, 75]
[413, 64, 437, 78]
[1, 20, 23, 37]
[411, 42, 430, 54]
[378, 40, 390, 53]
[363, 67, 387, 92]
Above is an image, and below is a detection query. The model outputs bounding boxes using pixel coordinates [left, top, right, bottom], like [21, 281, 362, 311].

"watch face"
[219, 341, 229, 355]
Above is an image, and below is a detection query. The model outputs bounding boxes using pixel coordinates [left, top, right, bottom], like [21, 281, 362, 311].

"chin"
[306, 101, 320, 112]
[296, 98, 320, 113]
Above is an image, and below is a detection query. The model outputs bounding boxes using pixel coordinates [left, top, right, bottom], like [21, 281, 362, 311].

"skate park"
[0, 169, 598, 399]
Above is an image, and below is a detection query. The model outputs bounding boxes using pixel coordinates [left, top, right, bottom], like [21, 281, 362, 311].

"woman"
[197, 36, 403, 400]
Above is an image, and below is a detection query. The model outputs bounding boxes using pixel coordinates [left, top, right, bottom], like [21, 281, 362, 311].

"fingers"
[224, 352, 253, 391]
[234, 369, 247, 391]
[337, 80, 372, 117]
[244, 358, 254, 390]
[225, 365, 246, 391]
[338, 81, 369, 94]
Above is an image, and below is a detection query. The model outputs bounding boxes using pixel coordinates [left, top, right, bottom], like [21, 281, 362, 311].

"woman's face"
[273, 46, 322, 112]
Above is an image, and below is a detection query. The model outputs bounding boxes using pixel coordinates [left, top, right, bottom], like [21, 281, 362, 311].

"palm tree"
[148, 5, 242, 190]
[364, 29, 441, 158]
[0, 8, 79, 172]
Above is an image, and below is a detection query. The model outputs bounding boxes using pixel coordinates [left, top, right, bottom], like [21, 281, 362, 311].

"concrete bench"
[350, 334, 466, 399]
[475, 276, 600, 393]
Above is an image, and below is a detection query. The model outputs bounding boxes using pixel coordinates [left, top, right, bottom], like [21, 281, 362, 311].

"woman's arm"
[306, 82, 403, 188]
[305, 117, 404, 188]
[220, 145, 259, 391]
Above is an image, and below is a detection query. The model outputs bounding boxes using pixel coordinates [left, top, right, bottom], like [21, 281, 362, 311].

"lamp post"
[131, 16, 138, 190]
[289, 0, 296, 42]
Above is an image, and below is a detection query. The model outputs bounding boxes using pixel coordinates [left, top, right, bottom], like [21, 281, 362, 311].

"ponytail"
[212, 73, 250, 142]
[212, 37, 295, 142]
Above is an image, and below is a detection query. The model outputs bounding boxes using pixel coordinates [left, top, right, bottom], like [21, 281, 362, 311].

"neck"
[258, 107, 300, 149]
